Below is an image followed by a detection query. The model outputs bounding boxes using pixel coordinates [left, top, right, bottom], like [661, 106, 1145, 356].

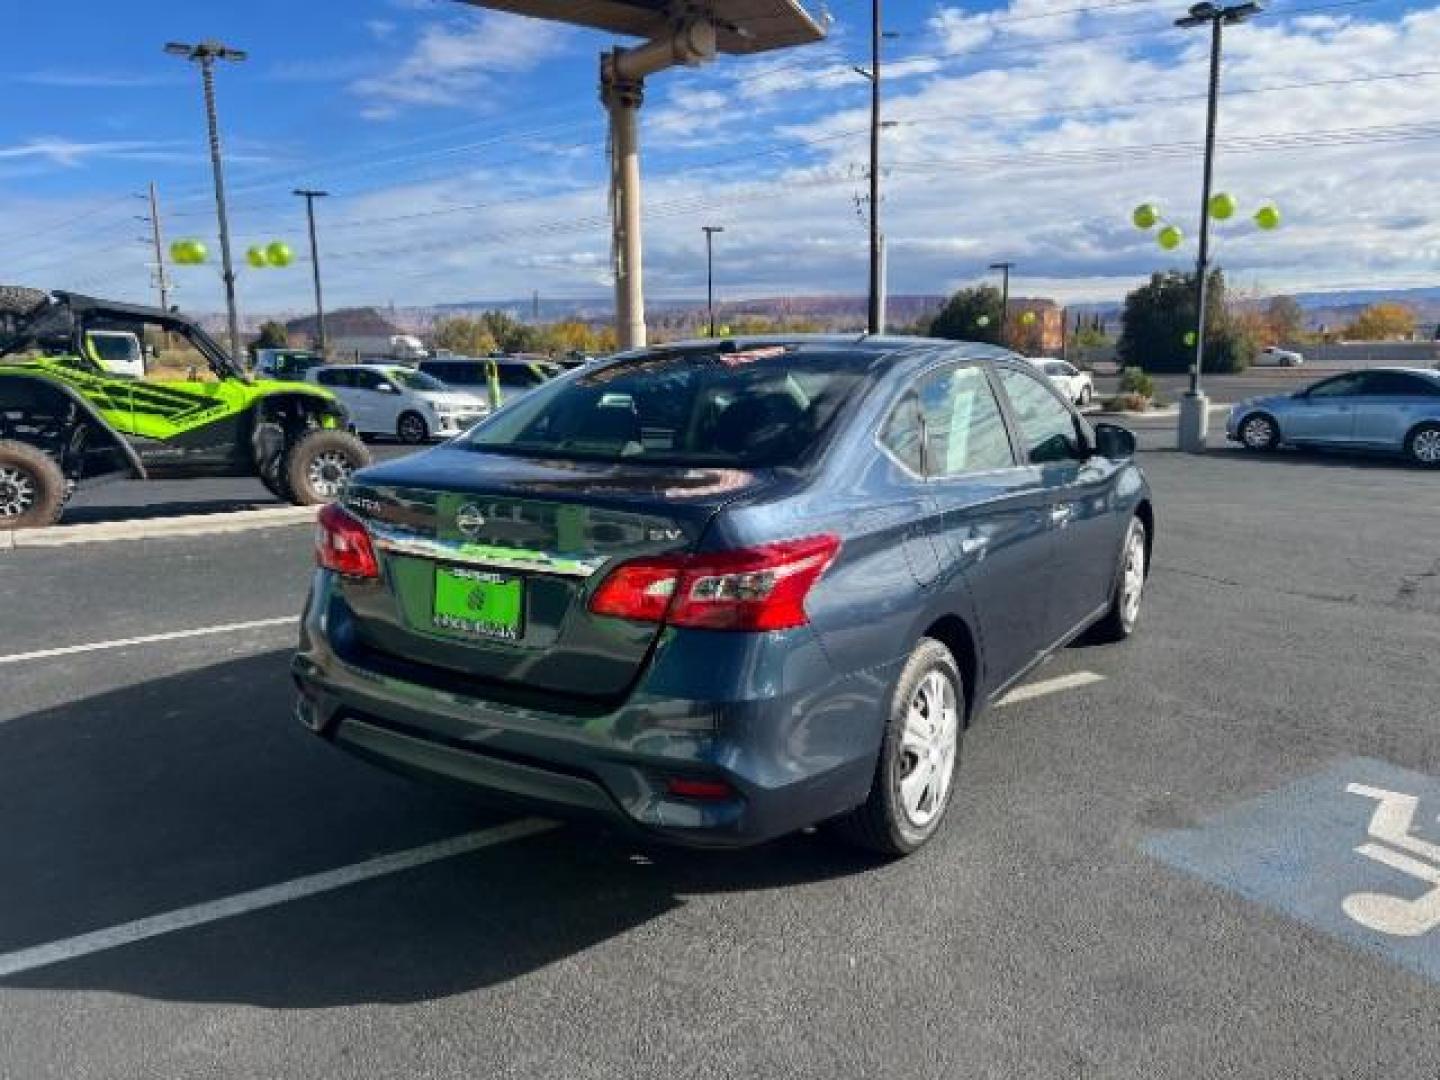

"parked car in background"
[254, 348, 326, 382]
[306, 363, 488, 443]
[1258, 345, 1305, 367]
[83, 329, 147, 378]
[1028, 357, 1094, 407]
[295, 336, 1152, 856]
[1228, 367, 1440, 465]
[417, 355, 563, 408]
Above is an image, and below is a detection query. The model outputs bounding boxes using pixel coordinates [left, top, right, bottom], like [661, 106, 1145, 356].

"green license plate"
[432, 567, 524, 641]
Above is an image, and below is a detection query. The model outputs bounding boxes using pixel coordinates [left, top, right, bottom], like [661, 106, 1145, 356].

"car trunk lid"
[337, 444, 775, 699]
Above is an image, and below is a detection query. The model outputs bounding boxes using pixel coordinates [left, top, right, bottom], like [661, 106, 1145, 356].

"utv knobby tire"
[281, 430, 371, 505]
[259, 470, 295, 504]
[0, 440, 65, 529]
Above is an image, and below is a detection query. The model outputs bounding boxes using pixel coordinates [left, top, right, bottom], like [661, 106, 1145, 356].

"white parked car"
[1258, 345, 1305, 367]
[306, 363, 489, 443]
[1028, 357, 1095, 407]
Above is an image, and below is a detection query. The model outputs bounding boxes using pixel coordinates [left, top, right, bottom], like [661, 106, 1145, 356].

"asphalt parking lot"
[4, 436, 1440, 1079]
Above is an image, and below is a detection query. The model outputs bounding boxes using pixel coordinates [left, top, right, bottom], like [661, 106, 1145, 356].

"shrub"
[1119, 367, 1155, 399]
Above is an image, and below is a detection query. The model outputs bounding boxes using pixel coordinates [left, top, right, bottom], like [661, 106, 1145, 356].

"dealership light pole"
[702, 225, 724, 337]
[165, 39, 247, 361]
[294, 189, 330, 352]
[989, 261, 1014, 346]
[1174, 0, 1262, 452]
[851, 2, 897, 335]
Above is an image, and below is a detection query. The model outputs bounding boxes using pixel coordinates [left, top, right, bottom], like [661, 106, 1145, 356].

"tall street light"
[294, 189, 330, 352]
[989, 261, 1015, 346]
[1173, 0, 1262, 452]
[853, 6, 898, 335]
[165, 39, 247, 362]
[702, 225, 724, 338]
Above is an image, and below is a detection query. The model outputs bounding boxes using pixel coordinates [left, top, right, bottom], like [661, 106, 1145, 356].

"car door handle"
[1050, 504, 1074, 527]
[959, 536, 989, 557]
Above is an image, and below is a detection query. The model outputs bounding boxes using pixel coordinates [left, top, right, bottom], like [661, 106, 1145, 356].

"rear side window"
[997, 365, 1084, 464]
[315, 369, 350, 388]
[879, 394, 924, 474]
[1359, 372, 1440, 397]
[465, 347, 870, 467]
[916, 365, 1015, 475]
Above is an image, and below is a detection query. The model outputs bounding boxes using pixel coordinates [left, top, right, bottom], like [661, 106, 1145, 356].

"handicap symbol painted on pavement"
[1343, 783, 1440, 938]
[1143, 758, 1440, 984]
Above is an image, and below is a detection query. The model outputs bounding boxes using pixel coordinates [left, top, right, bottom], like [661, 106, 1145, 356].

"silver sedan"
[1227, 368, 1440, 466]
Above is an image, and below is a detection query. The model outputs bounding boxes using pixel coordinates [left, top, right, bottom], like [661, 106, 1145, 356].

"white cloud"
[352, 10, 572, 114]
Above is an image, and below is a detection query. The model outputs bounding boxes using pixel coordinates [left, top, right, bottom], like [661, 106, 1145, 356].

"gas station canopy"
[459, 1, 825, 54]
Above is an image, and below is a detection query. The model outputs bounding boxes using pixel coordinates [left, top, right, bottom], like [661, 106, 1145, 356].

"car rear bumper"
[292, 574, 895, 848]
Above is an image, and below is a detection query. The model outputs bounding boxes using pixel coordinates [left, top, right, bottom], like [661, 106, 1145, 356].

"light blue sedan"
[1227, 368, 1440, 466]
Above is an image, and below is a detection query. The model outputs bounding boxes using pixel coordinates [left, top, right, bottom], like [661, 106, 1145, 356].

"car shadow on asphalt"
[0, 650, 880, 1008]
[1201, 446, 1428, 471]
[59, 498, 284, 524]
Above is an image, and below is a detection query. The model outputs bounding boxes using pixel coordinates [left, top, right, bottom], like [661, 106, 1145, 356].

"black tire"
[1090, 516, 1148, 643]
[0, 285, 48, 319]
[1237, 411, 1280, 451]
[281, 430, 371, 505]
[830, 638, 964, 857]
[1404, 422, 1440, 468]
[396, 410, 429, 444]
[0, 440, 65, 529]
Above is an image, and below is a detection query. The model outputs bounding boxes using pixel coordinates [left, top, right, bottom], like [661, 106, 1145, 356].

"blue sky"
[2, 0, 1437, 319]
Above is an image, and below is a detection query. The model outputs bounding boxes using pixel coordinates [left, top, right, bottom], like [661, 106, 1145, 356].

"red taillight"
[315, 503, 380, 579]
[588, 535, 839, 632]
[665, 777, 737, 801]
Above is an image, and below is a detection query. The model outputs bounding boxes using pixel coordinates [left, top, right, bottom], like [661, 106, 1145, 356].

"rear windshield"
[463, 345, 873, 467]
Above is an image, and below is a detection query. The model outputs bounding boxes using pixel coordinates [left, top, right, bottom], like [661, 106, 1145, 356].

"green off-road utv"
[0, 286, 370, 528]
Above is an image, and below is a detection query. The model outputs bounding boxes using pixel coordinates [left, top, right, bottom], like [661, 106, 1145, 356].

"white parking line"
[0, 617, 297, 666]
[996, 670, 1105, 707]
[0, 818, 555, 979]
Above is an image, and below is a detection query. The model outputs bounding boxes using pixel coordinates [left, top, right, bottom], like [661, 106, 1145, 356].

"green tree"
[928, 285, 1004, 346]
[432, 316, 499, 357]
[254, 320, 288, 349]
[1264, 295, 1304, 343]
[1117, 268, 1253, 374]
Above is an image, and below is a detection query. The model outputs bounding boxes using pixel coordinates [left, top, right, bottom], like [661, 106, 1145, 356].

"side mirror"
[1092, 422, 1136, 461]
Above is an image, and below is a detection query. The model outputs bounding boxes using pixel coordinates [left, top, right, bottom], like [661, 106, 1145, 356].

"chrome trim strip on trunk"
[367, 523, 605, 578]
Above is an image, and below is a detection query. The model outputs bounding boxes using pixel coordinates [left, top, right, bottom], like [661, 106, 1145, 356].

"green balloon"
[1183, 330, 1197, 346]
[1157, 225, 1183, 251]
[976, 315, 991, 328]
[1209, 192, 1237, 221]
[170, 239, 205, 264]
[1254, 203, 1281, 230]
[1132, 203, 1160, 230]
[265, 241, 294, 268]
[246, 245, 270, 269]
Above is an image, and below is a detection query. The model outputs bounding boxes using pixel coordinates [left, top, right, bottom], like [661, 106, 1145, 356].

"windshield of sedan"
[462, 345, 873, 467]
[388, 369, 447, 393]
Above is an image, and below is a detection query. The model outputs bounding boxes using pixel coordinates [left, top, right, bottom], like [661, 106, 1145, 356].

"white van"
[84, 330, 146, 378]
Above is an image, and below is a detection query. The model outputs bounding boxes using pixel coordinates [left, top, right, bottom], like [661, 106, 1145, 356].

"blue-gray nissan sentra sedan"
[294, 337, 1152, 856]
[1227, 367, 1440, 465]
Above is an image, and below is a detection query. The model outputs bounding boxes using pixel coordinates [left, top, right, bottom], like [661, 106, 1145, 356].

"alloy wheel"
[1412, 429, 1440, 465]
[0, 464, 36, 518]
[897, 669, 959, 828]
[306, 451, 355, 500]
[1120, 524, 1146, 630]
[399, 414, 427, 443]
[1242, 415, 1275, 450]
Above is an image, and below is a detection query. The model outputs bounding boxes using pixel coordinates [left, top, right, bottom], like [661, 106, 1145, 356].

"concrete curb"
[1087, 402, 1234, 420]
[3, 505, 319, 549]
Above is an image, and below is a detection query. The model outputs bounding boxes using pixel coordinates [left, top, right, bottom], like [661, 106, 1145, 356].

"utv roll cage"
[0, 291, 248, 381]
